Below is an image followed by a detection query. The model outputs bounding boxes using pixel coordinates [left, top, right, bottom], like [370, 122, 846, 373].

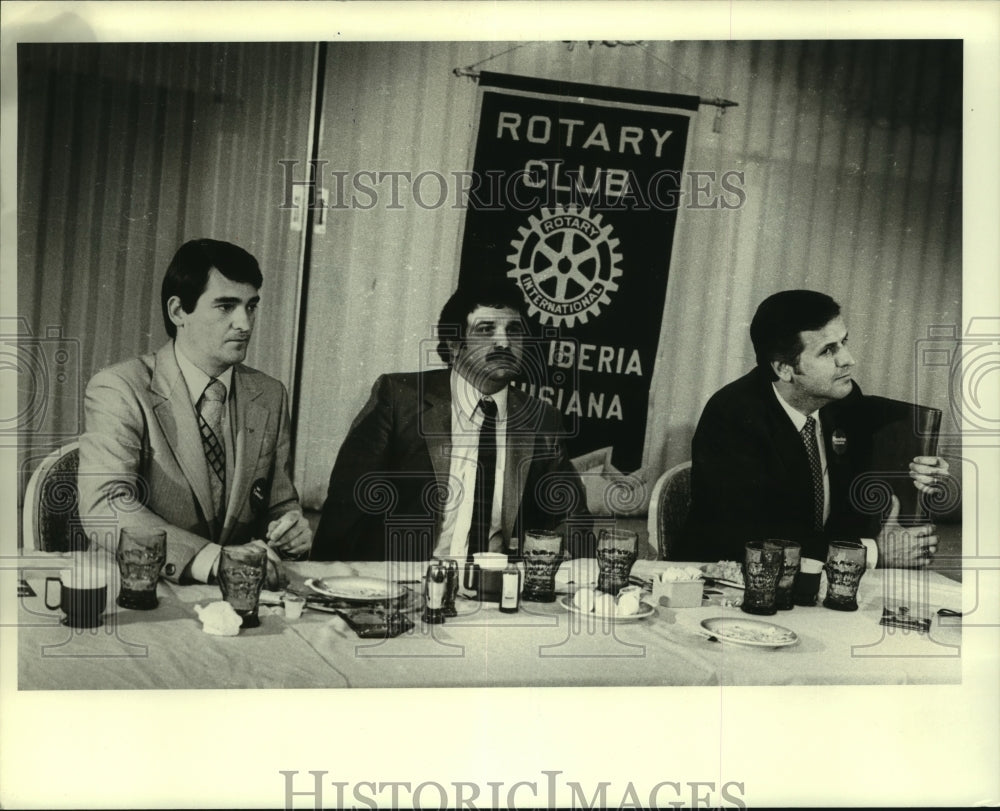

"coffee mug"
[45, 560, 108, 628]
[463, 552, 506, 601]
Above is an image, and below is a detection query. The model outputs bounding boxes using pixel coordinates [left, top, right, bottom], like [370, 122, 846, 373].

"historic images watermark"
[278, 769, 748, 810]
[278, 161, 747, 214]
[1, 316, 83, 448]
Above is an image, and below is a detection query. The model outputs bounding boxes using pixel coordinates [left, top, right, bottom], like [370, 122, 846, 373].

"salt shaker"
[422, 560, 447, 624]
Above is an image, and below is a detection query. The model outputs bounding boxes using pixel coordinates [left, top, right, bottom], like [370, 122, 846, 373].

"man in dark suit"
[684, 290, 948, 566]
[312, 280, 591, 562]
[78, 239, 311, 585]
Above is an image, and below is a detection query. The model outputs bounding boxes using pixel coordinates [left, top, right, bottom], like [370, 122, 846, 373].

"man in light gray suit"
[78, 239, 311, 585]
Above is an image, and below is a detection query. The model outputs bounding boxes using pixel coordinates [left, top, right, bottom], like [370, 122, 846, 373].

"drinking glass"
[823, 541, 867, 611]
[116, 527, 167, 610]
[596, 528, 638, 595]
[770, 539, 801, 611]
[741, 540, 784, 615]
[521, 530, 563, 602]
[217, 545, 268, 628]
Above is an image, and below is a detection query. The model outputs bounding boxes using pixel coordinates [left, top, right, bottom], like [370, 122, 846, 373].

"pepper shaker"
[443, 558, 459, 617]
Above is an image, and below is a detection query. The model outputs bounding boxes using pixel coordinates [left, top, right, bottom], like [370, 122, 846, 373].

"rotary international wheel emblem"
[507, 206, 623, 327]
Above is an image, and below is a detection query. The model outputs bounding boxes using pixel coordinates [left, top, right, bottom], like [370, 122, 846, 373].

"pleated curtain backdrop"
[16, 42, 316, 519]
[16, 40, 962, 518]
[292, 40, 962, 508]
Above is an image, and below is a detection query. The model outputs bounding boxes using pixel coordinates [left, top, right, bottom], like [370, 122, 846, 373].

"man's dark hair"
[436, 278, 529, 365]
[750, 290, 842, 380]
[161, 239, 263, 339]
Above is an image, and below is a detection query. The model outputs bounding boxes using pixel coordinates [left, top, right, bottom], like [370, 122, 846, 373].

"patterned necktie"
[198, 378, 227, 525]
[801, 415, 824, 530]
[468, 397, 498, 558]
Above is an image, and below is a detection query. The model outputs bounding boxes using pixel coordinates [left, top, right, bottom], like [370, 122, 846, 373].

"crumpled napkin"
[555, 558, 599, 587]
[194, 601, 242, 636]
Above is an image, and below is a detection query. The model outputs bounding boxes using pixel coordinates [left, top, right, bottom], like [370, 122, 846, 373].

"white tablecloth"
[16, 555, 962, 689]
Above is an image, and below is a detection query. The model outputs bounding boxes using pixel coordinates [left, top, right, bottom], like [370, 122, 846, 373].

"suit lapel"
[150, 343, 216, 529]
[224, 366, 267, 537]
[420, 371, 452, 493]
[759, 375, 814, 495]
[820, 398, 852, 502]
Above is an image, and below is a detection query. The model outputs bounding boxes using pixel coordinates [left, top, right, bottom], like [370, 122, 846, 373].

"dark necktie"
[469, 397, 498, 557]
[198, 378, 227, 526]
[801, 415, 824, 530]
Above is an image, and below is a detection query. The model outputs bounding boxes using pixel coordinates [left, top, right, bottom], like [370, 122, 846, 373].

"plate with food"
[559, 587, 654, 623]
[700, 617, 798, 647]
[305, 576, 408, 606]
[701, 560, 745, 589]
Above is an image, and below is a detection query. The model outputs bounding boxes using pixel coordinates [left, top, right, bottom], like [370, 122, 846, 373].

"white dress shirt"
[436, 369, 508, 559]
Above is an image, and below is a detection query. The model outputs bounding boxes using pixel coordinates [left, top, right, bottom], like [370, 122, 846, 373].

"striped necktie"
[801, 415, 824, 530]
[198, 378, 227, 527]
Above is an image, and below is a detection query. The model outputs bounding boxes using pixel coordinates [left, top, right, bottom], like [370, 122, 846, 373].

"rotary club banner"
[458, 71, 699, 471]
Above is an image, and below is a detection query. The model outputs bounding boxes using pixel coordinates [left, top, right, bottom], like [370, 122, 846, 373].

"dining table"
[16, 553, 963, 690]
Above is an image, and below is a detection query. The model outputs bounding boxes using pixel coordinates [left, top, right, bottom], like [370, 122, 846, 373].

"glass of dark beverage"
[770, 539, 801, 610]
[741, 540, 784, 615]
[44, 554, 108, 628]
[596, 528, 638, 595]
[823, 541, 867, 611]
[521, 530, 563, 602]
[116, 527, 167, 610]
[217, 544, 268, 628]
[792, 557, 824, 606]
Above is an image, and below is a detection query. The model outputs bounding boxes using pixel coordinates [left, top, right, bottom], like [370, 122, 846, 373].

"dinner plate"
[305, 576, 407, 604]
[558, 595, 654, 623]
[700, 617, 798, 647]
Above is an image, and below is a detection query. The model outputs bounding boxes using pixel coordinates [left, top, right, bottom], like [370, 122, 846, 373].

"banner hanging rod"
[451, 66, 738, 110]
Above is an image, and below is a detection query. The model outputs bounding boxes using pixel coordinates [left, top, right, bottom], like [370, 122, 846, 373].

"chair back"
[22, 441, 89, 552]
[646, 461, 692, 560]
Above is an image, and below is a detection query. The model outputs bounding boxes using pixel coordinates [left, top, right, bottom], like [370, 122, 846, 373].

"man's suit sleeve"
[78, 369, 211, 582]
[520, 408, 594, 558]
[263, 382, 301, 522]
[312, 375, 394, 560]
[550, 438, 594, 558]
[688, 402, 766, 559]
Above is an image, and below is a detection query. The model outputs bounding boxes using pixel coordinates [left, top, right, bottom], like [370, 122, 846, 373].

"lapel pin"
[250, 478, 269, 512]
[831, 429, 848, 455]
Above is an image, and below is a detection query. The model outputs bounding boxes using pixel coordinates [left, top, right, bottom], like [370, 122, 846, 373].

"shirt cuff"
[860, 538, 878, 569]
[190, 543, 223, 584]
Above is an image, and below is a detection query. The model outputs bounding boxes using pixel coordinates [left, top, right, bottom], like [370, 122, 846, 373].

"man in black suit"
[311, 279, 591, 561]
[684, 290, 948, 566]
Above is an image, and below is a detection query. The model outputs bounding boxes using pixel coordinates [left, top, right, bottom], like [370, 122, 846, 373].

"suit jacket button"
[164, 563, 176, 577]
